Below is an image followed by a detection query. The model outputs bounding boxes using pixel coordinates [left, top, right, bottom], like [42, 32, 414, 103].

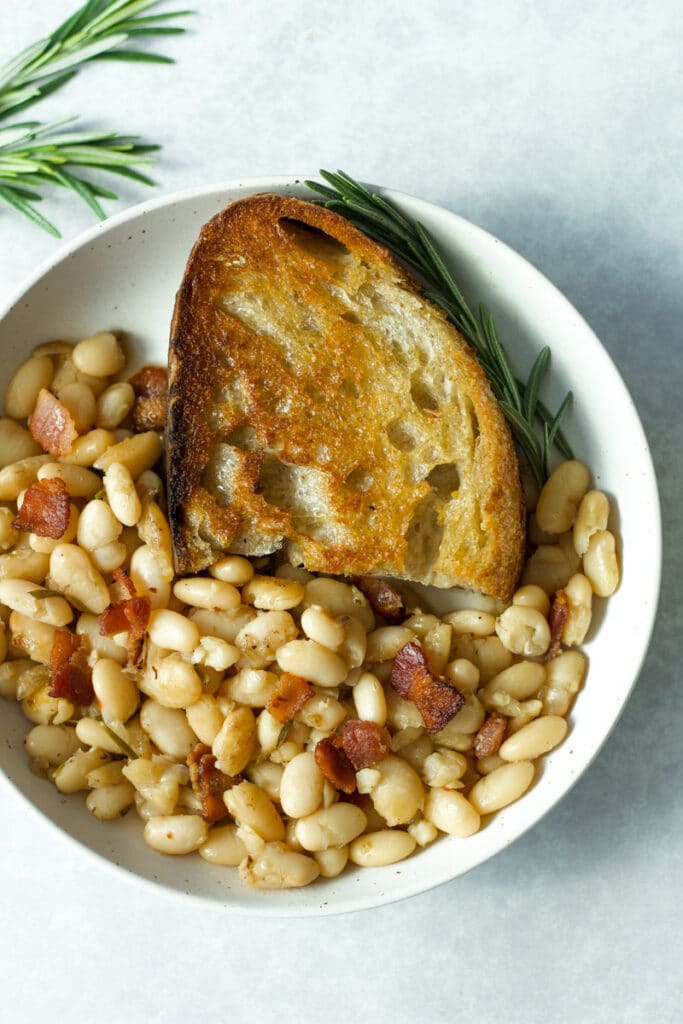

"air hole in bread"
[340, 311, 361, 325]
[410, 373, 440, 411]
[340, 378, 360, 399]
[404, 494, 445, 579]
[258, 453, 332, 531]
[387, 418, 425, 452]
[223, 424, 257, 451]
[304, 382, 326, 404]
[427, 463, 460, 499]
[278, 218, 351, 267]
[344, 468, 374, 493]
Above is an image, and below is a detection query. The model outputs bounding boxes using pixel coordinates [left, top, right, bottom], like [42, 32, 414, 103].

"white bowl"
[0, 177, 661, 915]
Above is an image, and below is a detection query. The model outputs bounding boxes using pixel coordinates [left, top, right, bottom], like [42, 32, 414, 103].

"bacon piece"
[99, 590, 151, 664]
[28, 388, 78, 457]
[546, 589, 570, 660]
[341, 719, 390, 770]
[473, 713, 507, 759]
[129, 366, 167, 431]
[391, 640, 465, 734]
[266, 672, 314, 724]
[12, 477, 70, 538]
[314, 735, 357, 794]
[350, 575, 404, 624]
[187, 743, 235, 823]
[49, 628, 94, 705]
[112, 566, 137, 599]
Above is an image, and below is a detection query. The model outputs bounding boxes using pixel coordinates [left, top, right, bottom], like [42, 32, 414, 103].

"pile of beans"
[0, 332, 620, 889]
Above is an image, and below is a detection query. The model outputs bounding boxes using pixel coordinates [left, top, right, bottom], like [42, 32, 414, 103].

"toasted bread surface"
[167, 193, 524, 599]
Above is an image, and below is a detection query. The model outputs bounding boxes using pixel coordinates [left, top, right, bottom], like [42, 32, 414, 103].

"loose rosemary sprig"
[0, 0, 190, 123]
[305, 169, 573, 484]
[0, 0, 190, 235]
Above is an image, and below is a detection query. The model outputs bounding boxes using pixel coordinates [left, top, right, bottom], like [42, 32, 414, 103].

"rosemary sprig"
[0, 118, 158, 236]
[0, 1, 191, 123]
[0, 1, 190, 235]
[304, 169, 574, 484]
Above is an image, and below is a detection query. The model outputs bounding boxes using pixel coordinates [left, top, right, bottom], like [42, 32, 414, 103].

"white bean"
[221, 668, 278, 708]
[147, 608, 200, 653]
[365, 626, 415, 663]
[0, 419, 41, 467]
[294, 802, 367, 851]
[57, 381, 96, 434]
[469, 760, 535, 814]
[144, 815, 208, 855]
[24, 724, 80, 766]
[140, 699, 198, 759]
[276, 639, 348, 687]
[94, 431, 163, 479]
[240, 842, 320, 889]
[143, 653, 202, 709]
[5, 356, 54, 419]
[85, 781, 135, 820]
[49, 544, 110, 614]
[174, 577, 241, 611]
[495, 606, 551, 657]
[313, 845, 349, 878]
[349, 829, 416, 867]
[536, 460, 591, 534]
[279, 751, 324, 818]
[54, 747, 110, 793]
[104, 462, 141, 527]
[242, 575, 304, 611]
[368, 755, 424, 826]
[224, 780, 284, 841]
[424, 789, 480, 837]
[130, 544, 171, 609]
[96, 382, 136, 429]
[37, 461, 102, 498]
[76, 499, 122, 550]
[583, 530, 620, 596]
[92, 658, 139, 723]
[352, 671, 387, 726]
[199, 824, 247, 866]
[300, 606, 345, 651]
[0, 578, 73, 626]
[186, 695, 225, 745]
[209, 555, 254, 585]
[72, 331, 125, 377]
[212, 707, 257, 775]
[499, 715, 568, 761]
[303, 577, 374, 630]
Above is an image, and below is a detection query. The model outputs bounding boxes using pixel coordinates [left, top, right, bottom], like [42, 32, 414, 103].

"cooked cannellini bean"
[0, 456, 52, 501]
[143, 653, 202, 709]
[140, 700, 198, 759]
[94, 431, 162, 479]
[57, 381, 96, 434]
[368, 755, 424, 826]
[185, 695, 225, 745]
[349, 829, 416, 867]
[422, 749, 468, 789]
[212, 707, 257, 776]
[86, 781, 135, 820]
[540, 649, 587, 715]
[365, 626, 415, 663]
[279, 751, 324, 819]
[469, 761, 535, 814]
[424, 789, 481, 837]
[561, 573, 593, 645]
[337, 613, 367, 668]
[583, 530, 620, 596]
[352, 671, 387, 726]
[5, 355, 54, 419]
[512, 584, 551, 617]
[521, 542, 580, 595]
[0, 579, 73, 626]
[536, 460, 591, 534]
[499, 715, 568, 761]
[72, 331, 125, 377]
[76, 614, 127, 665]
[444, 609, 496, 636]
[482, 661, 546, 703]
[61, 429, 116, 467]
[9, 611, 57, 664]
[242, 575, 304, 611]
[37, 461, 102, 499]
[129, 543, 171, 609]
[28, 505, 79, 555]
[294, 802, 367, 851]
[209, 555, 254, 585]
[144, 814, 208, 855]
[96, 381, 136, 429]
[303, 577, 374, 630]
[54, 747, 110, 794]
[240, 842, 320, 889]
[276, 639, 347, 687]
[24, 724, 80, 766]
[495, 606, 551, 657]
[76, 499, 122, 550]
[104, 462, 141, 527]
[49, 543, 110, 614]
[222, 668, 278, 707]
[173, 577, 241, 611]
[224, 780, 284, 841]
[443, 658, 480, 694]
[0, 508, 19, 551]
[0, 419, 42, 467]
[300, 605, 345, 651]
[296, 692, 346, 732]
[147, 608, 200, 653]
[92, 658, 139, 723]
[199, 824, 247, 866]
[314, 845, 350, 878]
[0, 659, 34, 699]
[75, 717, 127, 754]
[191, 635, 239, 671]
[573, 490, 610, 555]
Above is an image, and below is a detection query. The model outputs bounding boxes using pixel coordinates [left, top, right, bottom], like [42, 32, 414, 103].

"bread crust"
[167, 193, 524, 600]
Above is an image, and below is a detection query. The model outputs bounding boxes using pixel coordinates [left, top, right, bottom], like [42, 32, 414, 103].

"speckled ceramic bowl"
[0, 177, 661, 915]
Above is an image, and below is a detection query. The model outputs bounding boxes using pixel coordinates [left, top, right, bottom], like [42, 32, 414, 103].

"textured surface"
[0, 2, 681, 1023]
[168, 193, 524, 595]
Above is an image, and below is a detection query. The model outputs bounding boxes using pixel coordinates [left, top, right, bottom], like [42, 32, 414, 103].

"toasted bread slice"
[167, 193, 524, 599]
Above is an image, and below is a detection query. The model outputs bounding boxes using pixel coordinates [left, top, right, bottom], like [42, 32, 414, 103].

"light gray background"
[1, 2, 680, 1022]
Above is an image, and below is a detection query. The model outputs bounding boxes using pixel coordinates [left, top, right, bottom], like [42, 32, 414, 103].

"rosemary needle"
[305, 169, 574, 484]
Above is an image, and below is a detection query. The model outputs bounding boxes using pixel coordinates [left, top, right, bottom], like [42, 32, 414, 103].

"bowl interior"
[0, 178, 661, 915]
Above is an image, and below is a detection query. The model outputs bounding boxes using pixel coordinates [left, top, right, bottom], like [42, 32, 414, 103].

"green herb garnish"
[0, 0, 191, 236]
[101, 722, 139, 760]
[305, 169, 574, 484]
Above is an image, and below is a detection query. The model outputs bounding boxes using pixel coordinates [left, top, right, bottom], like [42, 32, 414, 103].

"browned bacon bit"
[341, 719, 390, 770]
[12, 477, 70, 538]
[546, 588, 570, 661]
[314, 735, 357, 794]
[266, 672, 314, 724]
[187, 743, 235, 823]
[99, 591, 151, 664]
[128, 366, 167, 432]
[473, 714, 507, 759]
[49, 629, 94, 705]
[28, 388, 78, 457]
[391, 640, 465, 734]
[112, 566, 137, 599]
[350, 575, 405, 624]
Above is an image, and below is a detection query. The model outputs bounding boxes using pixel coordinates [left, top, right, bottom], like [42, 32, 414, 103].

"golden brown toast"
[167, 193, 524, 599]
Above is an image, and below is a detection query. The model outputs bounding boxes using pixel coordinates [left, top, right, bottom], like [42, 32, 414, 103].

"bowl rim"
[0, 175, 663, 916]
